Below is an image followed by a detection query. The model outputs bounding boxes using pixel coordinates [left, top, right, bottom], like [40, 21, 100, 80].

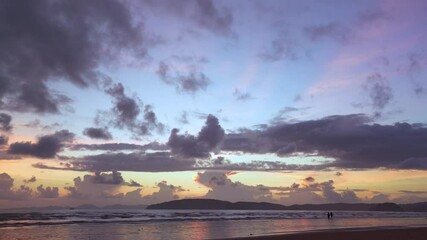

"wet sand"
[224, 227, 427, 240]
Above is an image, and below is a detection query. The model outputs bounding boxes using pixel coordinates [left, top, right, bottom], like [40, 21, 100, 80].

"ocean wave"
[1, 210, 427, 228]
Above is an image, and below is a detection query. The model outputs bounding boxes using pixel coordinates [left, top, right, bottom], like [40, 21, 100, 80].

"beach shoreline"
[222, 226, 427, 240]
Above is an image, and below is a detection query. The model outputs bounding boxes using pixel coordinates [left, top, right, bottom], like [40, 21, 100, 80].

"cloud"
[320, 180, 360, 203]
[129, 180, 142, 187]
[69, 142, 167, 152]
[143, 0, 233, 37]
[23, 119, 60, 130]
[222, 114, 427, 170]
[0, 173, 33, 200]
[233, 88, 253, 101]
[0, 0, 147, 113]
[23, 176, 37, 184]
[168, 114, 225, 158]
[0, 113, 12, 132]
[194, 171, 364, 204]
[405, 53, 427, 94]
[363, 73, 393, 113]
[304, 22, 350, 43]
[368, 193, 390, 203]
[195, 171, 272, 202]
[8, 129, 75, 158]
[62, 172, 182, 205]
[83, 127, 113, 140]
[99, 82, 165, 137]
[34, 152, 195, 172]
[271, 106, 311, 123]
[258, 28, 298, 62]
[190, 0, 233, 36]
[0, 135, 8, 145]
[92, 171, 126, 185]
[156, 61, 210, 94]
[177, 111, 190, 125]
[196, 159, 321, 171]
[63, 172, 143, 204]
[37, 185, 59, 198]
[141, 181, 186, 204]
[395, 157, 427, 170]
[304, 176, 315, 182]
[357, 9, 390, 26]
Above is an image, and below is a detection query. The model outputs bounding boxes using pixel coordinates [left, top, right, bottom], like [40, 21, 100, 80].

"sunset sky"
[1, 0, 427, 209]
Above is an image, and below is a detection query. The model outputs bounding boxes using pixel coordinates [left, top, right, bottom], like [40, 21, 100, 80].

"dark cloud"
[33, 152, 195, 172]
[191, 0, 233, 36]
[399, 190, 427, 194]
[129, 180, 142, 187]
[0, 113, 12, 132]
[304, 22, 350, 43]
[0, 0, 147, 113]
[92, 170, 125, 185]
[0, 172, 33, 200]
[0, 135, 8, 145]
[83, 127, 113, 140]
[69, 142, 167, 152]
[8, 129, 75, 158]
[157, 61, 210, 94]
[100, 82, 165, 137]
[104, 82, 141, 127]
[23, 176, 37, 184]
[304, 176, 315, 182]
[395, 157, 427, 170]
[143, 0, 233, 37]
[31, 115, 427, 172]
[168, 114, 225, 158]
[233, 88, 253, 101]
[64, 186, 83, 199]
[363, 73, 393, 113]
[63, 173, 143, 203]
[196, 158, 321, 172]
[222, 114, 427, 170]
[37, 185, 59, 198]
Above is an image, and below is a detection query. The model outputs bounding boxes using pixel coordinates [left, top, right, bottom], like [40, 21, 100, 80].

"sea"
[0, 209, 427, 239]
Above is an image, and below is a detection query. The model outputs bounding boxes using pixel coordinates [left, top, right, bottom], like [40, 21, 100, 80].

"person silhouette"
[330, 212, 333, 220]
[327, 212, 330, 220]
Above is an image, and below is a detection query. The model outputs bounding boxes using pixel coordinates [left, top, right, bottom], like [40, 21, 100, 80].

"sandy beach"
[225, 227, 427, 240]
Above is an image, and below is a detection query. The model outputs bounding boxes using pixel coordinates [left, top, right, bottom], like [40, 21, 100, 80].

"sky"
[1, 0, 427, 209]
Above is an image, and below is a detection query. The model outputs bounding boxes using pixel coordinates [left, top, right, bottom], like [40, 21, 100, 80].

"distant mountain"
[3, 201, 427, 212]
[146, 199, 286, 210]
[369, 202, 403, 212]
[102, 204, 147, 209]
[401, 202, 427, 212]
[284, 203, 372, 211]
[146, 199, 427, 212]
[76, 204, 99, 209]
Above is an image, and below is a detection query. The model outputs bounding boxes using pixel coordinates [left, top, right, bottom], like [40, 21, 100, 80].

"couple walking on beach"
[327, 212, 334, 220]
